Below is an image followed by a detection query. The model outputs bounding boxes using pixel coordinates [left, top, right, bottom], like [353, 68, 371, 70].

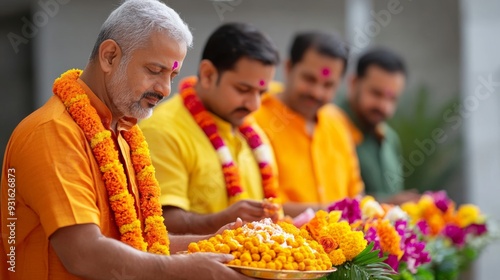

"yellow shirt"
[140, 94, 266, 214]
[252, 91, 364, 205]
[0, 79, 140, 279]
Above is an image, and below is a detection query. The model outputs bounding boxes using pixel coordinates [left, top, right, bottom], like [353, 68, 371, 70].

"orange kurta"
[252, 91, 363, 205]
[0, 79, 140, 279]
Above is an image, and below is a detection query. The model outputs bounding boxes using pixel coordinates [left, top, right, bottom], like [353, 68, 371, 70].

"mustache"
[299, 94, 322, 105]
[369, 108, 386, 118]
[232, 107, 251, 115]
[141, 92, 164, 102]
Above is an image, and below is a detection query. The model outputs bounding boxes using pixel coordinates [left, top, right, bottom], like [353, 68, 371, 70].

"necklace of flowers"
[53, 69, 170, 255]
[179, 77, 279, 204]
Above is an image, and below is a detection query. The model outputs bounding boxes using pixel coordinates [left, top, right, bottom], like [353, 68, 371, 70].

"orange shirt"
[0, 79, 140, 279]
[252, 92, 364, 205]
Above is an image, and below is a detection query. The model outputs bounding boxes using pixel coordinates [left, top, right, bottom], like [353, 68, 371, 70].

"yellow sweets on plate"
[188, 218, 332, 271]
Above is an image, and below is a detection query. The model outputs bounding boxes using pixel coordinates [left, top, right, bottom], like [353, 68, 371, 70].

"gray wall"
[461, 0, 500, 278]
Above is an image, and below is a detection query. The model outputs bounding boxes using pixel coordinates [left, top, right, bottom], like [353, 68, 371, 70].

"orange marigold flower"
[318, 236, 338, 253]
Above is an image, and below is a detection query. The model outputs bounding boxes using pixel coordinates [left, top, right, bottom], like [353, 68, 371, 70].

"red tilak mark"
[321, 67, 331, 77]
[172, 61, 179, 71]
[259, 80, 265, 86]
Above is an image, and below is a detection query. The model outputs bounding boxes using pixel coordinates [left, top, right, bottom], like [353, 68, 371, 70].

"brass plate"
[226, 265, 337, 279]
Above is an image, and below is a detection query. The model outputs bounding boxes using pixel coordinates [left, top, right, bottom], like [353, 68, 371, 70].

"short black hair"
[289, 31, 349, 74]
[201, 22, 280, 75]
[356, 47, 407, 78]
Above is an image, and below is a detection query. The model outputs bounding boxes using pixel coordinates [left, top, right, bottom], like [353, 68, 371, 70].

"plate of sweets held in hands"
[187, 218, 337, 280]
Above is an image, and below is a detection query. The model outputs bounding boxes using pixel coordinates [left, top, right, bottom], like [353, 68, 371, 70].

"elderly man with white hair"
[0, 0, 250, 279]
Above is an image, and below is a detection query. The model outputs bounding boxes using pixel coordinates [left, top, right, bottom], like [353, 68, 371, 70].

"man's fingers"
[205, 253, 234, 263]
[231, 218, 243, 229]
[240, 199, 264, 207]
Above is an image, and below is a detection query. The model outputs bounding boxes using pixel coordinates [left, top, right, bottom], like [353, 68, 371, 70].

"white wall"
[460, 0, 500, 279]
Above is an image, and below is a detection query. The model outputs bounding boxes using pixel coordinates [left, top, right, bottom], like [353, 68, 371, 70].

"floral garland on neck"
[179, 77, 279, 204]
[53, 69, 170, 255]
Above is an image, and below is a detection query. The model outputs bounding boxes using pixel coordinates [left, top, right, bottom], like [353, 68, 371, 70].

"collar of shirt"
[265, 93, 318, 138]
[209, 111, 243, 151]
[337, 95, 386, 142]
[77, 78, 137, 133]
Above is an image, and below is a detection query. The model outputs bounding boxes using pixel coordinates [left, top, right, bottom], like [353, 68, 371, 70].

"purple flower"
[416, 220, 430, 236]
[395, 219, 432, 273]
[402, 240, 431, 273]
[426, 191, 451, 213]
[465, 223, 488, 236]
[442, 224, 466, 246]
[386, 254, 400, 272]
[364, 227, 383, 257]
[327, 198, 361, 223]
[395, 220, 408, 236]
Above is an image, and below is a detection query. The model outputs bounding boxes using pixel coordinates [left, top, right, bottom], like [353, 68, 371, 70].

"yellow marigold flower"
[341, 231, 367, 261]
[328, 249, 346, 266]
[401, 202, 421, 223]
[327, 211, 342, 223]
[457, 204, 484, 227]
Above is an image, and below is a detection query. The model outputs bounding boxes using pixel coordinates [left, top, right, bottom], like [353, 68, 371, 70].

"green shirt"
[337, 97, 403, 199]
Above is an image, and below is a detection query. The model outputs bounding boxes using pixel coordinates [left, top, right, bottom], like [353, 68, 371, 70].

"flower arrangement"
[302, 210, 396, 280]
[319, 192, 498, 280]
[188, 189, 497, 280]
[400, 191, 498, 280]
[322, 197, 431, 279]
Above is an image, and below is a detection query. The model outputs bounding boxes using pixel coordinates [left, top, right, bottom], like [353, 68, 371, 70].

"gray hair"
[90, 0, 193, 62]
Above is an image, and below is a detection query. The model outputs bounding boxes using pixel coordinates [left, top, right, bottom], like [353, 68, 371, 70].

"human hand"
[169, 253, 252, 280]
[218, 199, 271, 224]
[215, 217, 243, 235]
[262, 198, 282, 222]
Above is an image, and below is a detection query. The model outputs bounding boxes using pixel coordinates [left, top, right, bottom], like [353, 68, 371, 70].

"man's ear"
[98, 39, 122, 73]
[198, 59, 218, 88]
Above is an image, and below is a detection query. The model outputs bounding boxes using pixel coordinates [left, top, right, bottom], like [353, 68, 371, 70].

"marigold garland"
[53, 69, 169, 255]
[179, 77, 279, 204]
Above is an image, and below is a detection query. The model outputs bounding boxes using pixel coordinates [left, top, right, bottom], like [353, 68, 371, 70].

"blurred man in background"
[140, 23, 281, 235]
[338, 47, 420, 205]
[253, 31, 364, 218]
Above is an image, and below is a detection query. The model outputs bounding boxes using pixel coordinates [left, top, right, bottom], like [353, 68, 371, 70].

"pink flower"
[426, 190, 451, 213]
[327, 198, 362, 223]
[442, 224, 466, 246]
